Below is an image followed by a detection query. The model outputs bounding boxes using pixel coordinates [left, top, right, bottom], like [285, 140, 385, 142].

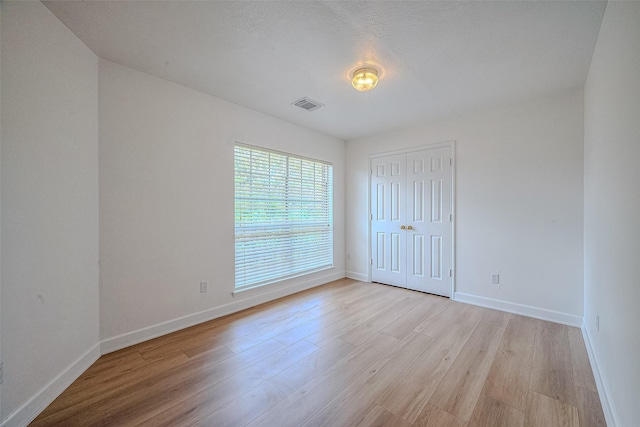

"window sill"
[232, 265, 335, 299]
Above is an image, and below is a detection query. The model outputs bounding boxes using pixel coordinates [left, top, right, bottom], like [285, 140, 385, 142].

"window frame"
[234, 142, 334, 293]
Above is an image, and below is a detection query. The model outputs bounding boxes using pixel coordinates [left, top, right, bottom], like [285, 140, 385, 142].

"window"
[234, 143, 333, 292]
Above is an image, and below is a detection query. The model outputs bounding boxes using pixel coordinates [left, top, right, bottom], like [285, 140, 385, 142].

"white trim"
[101, 270, 344, 354]
[367, 157, 372, 281]
[449, 142, 456, 296]
[1, 343, 101, 427]
[453, 292, 582, 327]
[581, 323, 619, 427]
[345, 271, 369, 282]
[368, 140, 455, 159]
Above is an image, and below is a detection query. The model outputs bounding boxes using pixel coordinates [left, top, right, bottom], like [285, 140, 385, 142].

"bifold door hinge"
[450, 214, 452, 222]
[450, 269, 452, 277]
[370, 258, 373, 265]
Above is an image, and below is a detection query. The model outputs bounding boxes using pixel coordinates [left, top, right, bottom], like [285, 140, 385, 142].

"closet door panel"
[406, 147, 452, 296]
[370, 154, 407, 286]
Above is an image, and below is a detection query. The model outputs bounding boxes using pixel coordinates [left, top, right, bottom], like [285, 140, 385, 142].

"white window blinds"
[234, 143, 333, 291]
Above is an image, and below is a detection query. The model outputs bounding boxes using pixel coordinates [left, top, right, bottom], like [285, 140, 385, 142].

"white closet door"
[370, 146, 452, 298]
[370, 154, 407, 286]
[406, 148, 451, 296]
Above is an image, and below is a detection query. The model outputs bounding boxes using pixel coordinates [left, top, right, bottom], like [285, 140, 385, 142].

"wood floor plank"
[378, 322, 474, 423]
[137, 327, 230, 360]
[138, 339, 318, 426]
[468, 394, 524, 427]
[324, 282, 376, 302]
[278, 278, 352, 307]
[194, 379, 290, 427]
[54, 349, 147, 395]
[413, 404, 468, 427]
[567, 326, 598, 392]
[428, 322, 505, 421]
[38, 339, 286, 426]
[339, 297, 424, 346]
[72, 347, 146, 379]
[302, 332, 434, 427]
[224, 302, 337, 353]
[246, 332, 399, 427]
[31, 351, 191, 425]
[482, 317, 536, 410]
[304, 293, 403, 347]
[575, 386, 606, 427]
[380, 300, 439, 339]
[525, 391, 579, 427]
[480, 308, 511, 330]
[272, 319, 324, 347]
[453, 303, 488, 329]
[510, 313, 546, 331]
[530, 322, 577, 406]
[414, 301, 467, 337]
[139, 346, 196, 362]
[356, 405, 412, 427]
[272, 285, 391, 346]
[180, 341, 235, 359]
[292, 338, 357, 375]
[195, 338, 356, 427]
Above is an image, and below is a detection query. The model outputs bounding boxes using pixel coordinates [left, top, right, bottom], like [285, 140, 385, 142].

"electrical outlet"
[490, 273, 500, 285]
[596, 315, 600, 332]
[200, 281, 208, 293]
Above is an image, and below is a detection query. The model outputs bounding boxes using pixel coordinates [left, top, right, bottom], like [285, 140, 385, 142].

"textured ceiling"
[43, 1, 606, 140]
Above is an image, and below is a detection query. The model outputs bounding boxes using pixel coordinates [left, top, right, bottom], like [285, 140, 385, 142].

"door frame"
[368, 140, 456, 297]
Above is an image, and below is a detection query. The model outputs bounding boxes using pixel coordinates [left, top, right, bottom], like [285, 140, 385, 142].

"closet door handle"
[400, 225, 406, 230]
[407, 225, 413, 230]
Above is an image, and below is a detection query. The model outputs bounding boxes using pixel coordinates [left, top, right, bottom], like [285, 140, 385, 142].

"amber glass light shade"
[351, 68, 379, 92]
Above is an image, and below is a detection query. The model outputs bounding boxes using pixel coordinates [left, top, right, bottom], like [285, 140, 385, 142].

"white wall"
[0, 2, 100, 425]
[583, 2, 640, 426]
[99, 60, 345, 349]
[346, 91, 584, 324]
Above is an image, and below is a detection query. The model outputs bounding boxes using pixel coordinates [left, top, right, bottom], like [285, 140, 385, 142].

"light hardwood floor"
[31, 279, 606, 426]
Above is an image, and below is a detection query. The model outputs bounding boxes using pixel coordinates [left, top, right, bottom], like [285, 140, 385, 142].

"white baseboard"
[1, 343, 101, 427]
[101, 270, 345, 354]
[453, 292, 582, 327]
[345, 271, 369, 282]
[581, 323, 619, 427]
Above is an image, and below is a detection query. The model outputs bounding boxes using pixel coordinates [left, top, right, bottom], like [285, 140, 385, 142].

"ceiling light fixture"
[351, 68, 379, 92]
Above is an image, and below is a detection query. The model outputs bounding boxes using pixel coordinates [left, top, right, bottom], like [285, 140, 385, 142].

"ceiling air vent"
[292, 97, 324, 112]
